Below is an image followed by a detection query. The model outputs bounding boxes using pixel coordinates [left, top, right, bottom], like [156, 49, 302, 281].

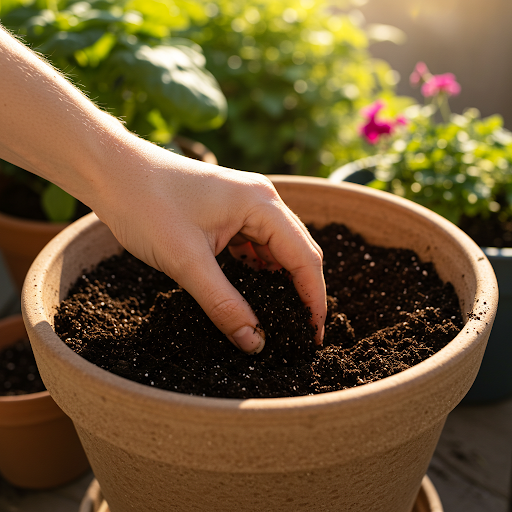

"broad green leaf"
[110, 43, 227, 130]
[38, 28, 105, 56]
[41, 183, 76, 222]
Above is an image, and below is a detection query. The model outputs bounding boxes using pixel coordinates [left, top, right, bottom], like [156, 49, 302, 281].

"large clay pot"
[21, 177, 498, 511]
[0, 314, 89, 489]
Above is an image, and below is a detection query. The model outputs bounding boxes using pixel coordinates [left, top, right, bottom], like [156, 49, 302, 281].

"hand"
[0, 26, 326, 354]
[91, 137, 326, 354]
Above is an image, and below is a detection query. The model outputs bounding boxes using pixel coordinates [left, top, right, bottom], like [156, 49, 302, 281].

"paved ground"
[1, 252, 511, 512]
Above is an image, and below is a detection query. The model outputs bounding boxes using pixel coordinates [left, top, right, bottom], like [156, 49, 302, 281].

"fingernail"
[228, 326, 265, 354]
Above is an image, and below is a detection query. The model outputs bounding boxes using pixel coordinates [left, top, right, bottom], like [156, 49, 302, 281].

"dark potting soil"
[54, 223, 463, 399]
[0, 338, 46, 396]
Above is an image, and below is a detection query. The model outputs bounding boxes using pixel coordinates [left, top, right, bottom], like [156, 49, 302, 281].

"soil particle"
[54, 223, 463, 399]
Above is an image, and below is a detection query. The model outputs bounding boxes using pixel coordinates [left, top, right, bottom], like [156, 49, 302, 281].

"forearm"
[0, 26, 131, 207]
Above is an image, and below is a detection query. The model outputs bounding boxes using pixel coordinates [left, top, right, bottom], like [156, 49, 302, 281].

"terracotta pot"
[0, 139, 217, 292]
[21, 177, 498, 511]
[0, 314, 89, 489]
[0, 213, 66, 291]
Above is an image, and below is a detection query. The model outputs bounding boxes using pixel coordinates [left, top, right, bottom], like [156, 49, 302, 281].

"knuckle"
[251, 174, 278, 198]
[208, 296, 241, 326]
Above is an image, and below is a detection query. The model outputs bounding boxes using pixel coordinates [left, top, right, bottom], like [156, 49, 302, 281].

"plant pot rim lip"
[21, 176, 498, 412]
[0, 315, 50, 403]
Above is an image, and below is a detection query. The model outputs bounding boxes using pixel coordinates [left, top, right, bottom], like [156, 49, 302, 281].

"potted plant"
[21, 176, 497, 511]
[0, 314, 89, 489]
[330, 62, 512, 403]
[176, 0, 408, 176]
[0, 0, 224, 290]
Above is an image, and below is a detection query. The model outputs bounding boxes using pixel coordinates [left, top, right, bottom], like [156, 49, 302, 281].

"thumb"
[173, 253, 266, 355]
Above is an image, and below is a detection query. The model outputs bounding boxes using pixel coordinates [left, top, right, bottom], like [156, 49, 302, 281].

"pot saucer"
[79, 475, 443, 512]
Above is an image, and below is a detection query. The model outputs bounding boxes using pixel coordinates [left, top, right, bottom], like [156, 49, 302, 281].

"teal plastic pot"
[463, 248, 512, 403]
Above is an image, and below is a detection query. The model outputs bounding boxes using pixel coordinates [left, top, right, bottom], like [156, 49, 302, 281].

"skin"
[0, 26, 326, 354]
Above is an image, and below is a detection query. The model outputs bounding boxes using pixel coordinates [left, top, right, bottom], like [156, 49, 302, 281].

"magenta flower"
[359, 101, 405, 145]
[421, 73, 461, 97]
[410, 62, 429, 86]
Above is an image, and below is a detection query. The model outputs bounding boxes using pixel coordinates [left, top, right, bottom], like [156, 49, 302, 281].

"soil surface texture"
[54, 223, 463, 399]
[0, 338, 46, 396]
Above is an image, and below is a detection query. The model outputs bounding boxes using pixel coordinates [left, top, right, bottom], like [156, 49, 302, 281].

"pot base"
[79, 475, 443, 512]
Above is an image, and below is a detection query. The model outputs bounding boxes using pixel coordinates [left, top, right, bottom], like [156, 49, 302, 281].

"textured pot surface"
[22, 177, 498, 511]
[0, 315, 89, 489]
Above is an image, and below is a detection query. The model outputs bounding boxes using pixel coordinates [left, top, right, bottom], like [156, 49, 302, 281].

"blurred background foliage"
[177, 0, 410, 175]
[0, 0, 409, 183]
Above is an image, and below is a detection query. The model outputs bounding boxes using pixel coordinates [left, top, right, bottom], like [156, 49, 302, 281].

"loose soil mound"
[54, 223, 463, 399]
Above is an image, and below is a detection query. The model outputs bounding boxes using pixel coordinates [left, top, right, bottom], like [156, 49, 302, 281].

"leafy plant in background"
[0, 0, 227, 221]
[176, 0, 408, 176]
[356, 62, 512, 246]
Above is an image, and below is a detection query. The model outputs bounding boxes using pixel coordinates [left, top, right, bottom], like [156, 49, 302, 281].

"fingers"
[241, 206, 327, 345]
[170, 251, 266, 355]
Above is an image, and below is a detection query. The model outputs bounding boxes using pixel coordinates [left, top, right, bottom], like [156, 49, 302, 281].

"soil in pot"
[0, 336, 45, 396]
[54, 222, 464, 399]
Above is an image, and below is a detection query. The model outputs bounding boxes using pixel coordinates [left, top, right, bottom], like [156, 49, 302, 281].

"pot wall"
[0, 315, 89, 489]
[22, 177, 498, 511]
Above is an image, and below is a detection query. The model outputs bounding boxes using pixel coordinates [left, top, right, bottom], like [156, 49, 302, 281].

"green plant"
[0, 0, 227, 222]
[356, 63, 512, 234]
[176, 0, 406, 176]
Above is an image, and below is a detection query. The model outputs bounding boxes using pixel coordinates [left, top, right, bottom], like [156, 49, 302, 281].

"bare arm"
[0, 26, 326, 353]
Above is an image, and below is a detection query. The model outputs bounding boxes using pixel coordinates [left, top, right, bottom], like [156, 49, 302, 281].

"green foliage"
[176, 0, 402, 175]
[1, 0, 227, 138]
[41, 182, 76, 221]
[368, 106, 512, 226]
[0, 0, 227, 221]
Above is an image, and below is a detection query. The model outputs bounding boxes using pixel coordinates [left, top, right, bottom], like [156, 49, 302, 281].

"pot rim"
[21, 176, 498, 415]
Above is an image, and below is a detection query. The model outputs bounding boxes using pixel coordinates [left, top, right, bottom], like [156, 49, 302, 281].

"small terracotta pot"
[22, 177, 498, 511]
[0, 139, 217, 292]
[0, 213, 65, 291]
[0, 314, 89, 489]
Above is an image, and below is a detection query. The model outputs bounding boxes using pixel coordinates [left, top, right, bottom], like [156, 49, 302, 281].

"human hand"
[91, 136, 326, 354]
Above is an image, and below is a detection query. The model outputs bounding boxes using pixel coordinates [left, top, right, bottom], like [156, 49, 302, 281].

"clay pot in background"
[0, 314, 89, 489]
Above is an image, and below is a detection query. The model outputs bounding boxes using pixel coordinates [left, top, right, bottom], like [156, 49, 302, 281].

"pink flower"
[421, 73, 461, 97]
[410, 62, 429, 86]
[359, 101, 405, 145]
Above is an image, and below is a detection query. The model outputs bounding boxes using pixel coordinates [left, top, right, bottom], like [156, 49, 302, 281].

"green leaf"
[38, 28, 106, 57]
[110, 42, 227, 130]
[41, 183, 76, 222]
